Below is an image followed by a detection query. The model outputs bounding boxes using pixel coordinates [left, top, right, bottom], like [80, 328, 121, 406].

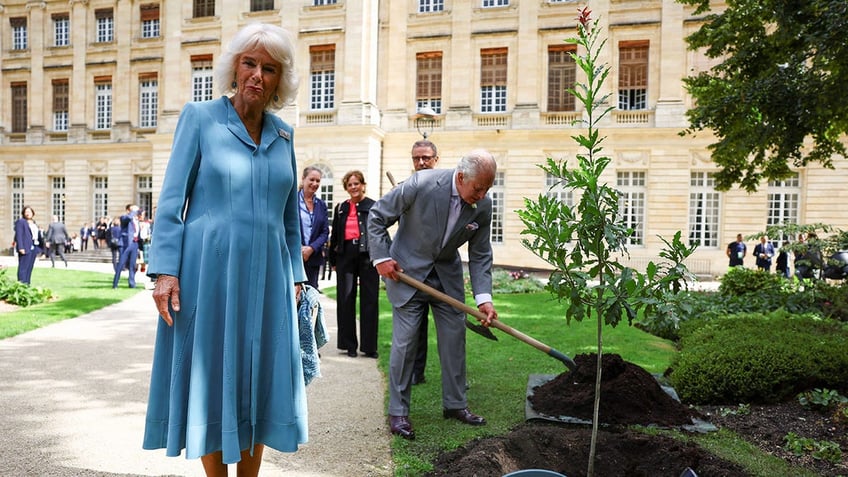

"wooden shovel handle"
[395, 270, 573, 368]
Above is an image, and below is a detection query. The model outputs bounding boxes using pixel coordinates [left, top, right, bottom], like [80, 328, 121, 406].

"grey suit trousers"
[388, 274, 467, 416]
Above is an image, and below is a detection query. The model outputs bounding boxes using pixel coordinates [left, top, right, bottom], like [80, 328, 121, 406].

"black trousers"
[335, 240, 379, 354]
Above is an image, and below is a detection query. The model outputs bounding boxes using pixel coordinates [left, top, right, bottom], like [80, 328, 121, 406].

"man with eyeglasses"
[411, 139, 439, 172]
[409, 140, 439, 385]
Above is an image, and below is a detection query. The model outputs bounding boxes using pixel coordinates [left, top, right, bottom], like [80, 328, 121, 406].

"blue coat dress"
[143, 97, 308, 464]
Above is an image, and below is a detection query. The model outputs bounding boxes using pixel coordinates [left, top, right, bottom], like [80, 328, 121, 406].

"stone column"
[69, 0, 89, 143]
[113, 0, 133, 142]
[655, 1, 686, 128]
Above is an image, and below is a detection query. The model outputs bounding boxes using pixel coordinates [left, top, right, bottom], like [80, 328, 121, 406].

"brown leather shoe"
[389, 415, 415, 439]
[443, 408, 486, 426]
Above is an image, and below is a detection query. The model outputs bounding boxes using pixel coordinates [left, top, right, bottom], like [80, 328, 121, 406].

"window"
[688, 172, 720, 248]
[767, 173, 800, 248]
[490, 172, 505, 244]
[616, 171, 645, 246]
[310, 45, 336, 110]
[545, 172, 573, 207]
[313, 0, 337, 5]
[139, 75, 158, 128]
[95, 79, 113, 130]
[136, 176, 153, 215]
[53, 14, 70, 47]
[140, 4, 160, 39]
[11, 177, 24, 228]
[53, 79, 69, 132]
[618, 41, 648, 110]
[193, 0, 215, 18]
[315, 164, 334, 221]
[51, 177, 66, 223]
[416, 52, 443, 114]
[251, 0, 274, 11]
[418, 0, 444, 12]
[191, 56, 214, 102]
[480, 48, 507, 113]
[95, 9, 114, 43]
[11, 17, 27, 50]
[11, 83, 27, 134]
[482, 0, 509, 6]
[548, 45, 576, 111]
[92, 177, 109, 220]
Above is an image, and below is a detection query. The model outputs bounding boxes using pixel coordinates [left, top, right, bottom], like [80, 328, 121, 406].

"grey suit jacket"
[46, 222, 69, 244]
[367, 168, 493, 306]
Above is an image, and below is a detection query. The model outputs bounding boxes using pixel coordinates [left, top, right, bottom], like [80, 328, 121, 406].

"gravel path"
[0, 259, 393, 476]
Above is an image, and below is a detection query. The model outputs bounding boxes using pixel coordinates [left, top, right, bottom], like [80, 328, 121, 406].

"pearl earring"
[231, 81, 237, 89]
[274, 95, 279, 102]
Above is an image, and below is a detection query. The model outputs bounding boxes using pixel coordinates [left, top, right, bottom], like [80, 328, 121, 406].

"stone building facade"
[1, 0, 845, 276]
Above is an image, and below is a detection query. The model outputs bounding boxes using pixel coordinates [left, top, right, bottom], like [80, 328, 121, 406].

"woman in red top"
[328, 170, 379, 358]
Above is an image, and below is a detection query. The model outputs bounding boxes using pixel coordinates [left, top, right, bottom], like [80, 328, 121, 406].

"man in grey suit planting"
[368, 149, 498, 440]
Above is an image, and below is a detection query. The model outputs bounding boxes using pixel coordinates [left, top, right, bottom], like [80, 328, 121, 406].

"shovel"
[395, 271, 577, 370]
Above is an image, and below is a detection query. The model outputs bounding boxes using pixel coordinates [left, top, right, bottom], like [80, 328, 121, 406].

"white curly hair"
[215, 22, 299, 111]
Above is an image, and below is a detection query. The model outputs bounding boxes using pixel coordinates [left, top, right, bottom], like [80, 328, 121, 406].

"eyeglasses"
[412, 155, 434, 163]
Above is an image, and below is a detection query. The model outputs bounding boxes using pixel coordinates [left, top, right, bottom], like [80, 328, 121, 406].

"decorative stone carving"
[89, 160, 108, 173]
[616, 151, 648, 166]
[7, 162, 24, 174]
[691, 151, 712, 166]
[132, 159, 152, 174]
[47, 161, 64, 174]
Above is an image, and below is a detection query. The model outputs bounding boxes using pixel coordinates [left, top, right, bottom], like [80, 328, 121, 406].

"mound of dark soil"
[427, 353, 744, 477]
[529, 353, 699, 427]
[427, 423, 747, 477]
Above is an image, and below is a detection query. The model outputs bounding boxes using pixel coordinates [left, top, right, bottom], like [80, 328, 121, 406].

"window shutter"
[140, 4, 160, 21]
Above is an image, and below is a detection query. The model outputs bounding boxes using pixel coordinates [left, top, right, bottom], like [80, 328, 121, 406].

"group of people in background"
[297, 163, 382, 360]
[10, 206, 153, 286]
[12, 207, 78, 282]
[726, 232, 822, 279]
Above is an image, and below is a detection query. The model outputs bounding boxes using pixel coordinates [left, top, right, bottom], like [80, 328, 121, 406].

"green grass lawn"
[0, 266, 142, 339]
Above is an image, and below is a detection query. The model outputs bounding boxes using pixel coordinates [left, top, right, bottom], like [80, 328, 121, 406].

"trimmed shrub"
[670, 310, 848, 404]
[718, 267, 785, 296]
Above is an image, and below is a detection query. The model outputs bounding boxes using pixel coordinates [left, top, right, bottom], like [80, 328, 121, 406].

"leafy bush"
[797, 388, 848, 412]
[784, 433, 843, 464]
[0, 268, 53, 307]
[670, 310, 848, 404]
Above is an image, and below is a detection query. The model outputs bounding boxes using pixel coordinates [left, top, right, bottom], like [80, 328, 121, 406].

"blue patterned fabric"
[298, 284, 329, 385]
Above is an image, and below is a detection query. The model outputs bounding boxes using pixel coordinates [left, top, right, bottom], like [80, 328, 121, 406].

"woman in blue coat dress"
[143, 23, 308, 476]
